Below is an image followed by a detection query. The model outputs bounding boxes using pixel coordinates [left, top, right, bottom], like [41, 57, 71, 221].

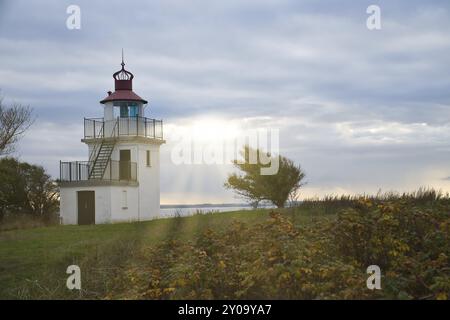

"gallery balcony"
[59, 160, 138, 187]
[83, 116, 163, 141]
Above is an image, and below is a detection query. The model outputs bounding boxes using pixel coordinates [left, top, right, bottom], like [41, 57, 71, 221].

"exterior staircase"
[89, 140, 115, 179]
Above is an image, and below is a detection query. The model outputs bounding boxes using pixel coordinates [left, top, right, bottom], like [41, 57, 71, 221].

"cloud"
[1, 0, 450, 203]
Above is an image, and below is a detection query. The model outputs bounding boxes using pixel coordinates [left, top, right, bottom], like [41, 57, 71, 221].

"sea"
[160, 204, 274, 218]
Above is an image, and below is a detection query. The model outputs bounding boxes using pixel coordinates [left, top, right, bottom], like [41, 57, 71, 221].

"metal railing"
[60, 161, 91, 182]
[60, 160, 137, 182]
[84, 116, 163, 140]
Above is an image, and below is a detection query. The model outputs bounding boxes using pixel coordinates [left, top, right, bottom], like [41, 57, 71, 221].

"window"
[129, 104, 139, 117]
[146, 150, 151, 167]
[120, 105, 129, 118]
[114, 102, 139, 118]
[121, 190, 128, 209]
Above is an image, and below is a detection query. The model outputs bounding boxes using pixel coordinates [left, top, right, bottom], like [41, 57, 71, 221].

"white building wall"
[110, 186, 139, 222]
[137, 144, 160, 220]
[110, 141, 161, 220]
[60, 186, 112, 225]
[104, 102, 114, 121]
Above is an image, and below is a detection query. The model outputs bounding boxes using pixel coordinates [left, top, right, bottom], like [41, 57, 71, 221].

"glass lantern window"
[129, 104, 139, 117]
[114, 102, 139, 118]
[120, 105, 128, 118]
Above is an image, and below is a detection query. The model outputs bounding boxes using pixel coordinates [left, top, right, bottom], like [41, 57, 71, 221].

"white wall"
[110, 186, 139, 222]
[110, 141, 161, 220]
[104, 102, 114, 121]
[137, 144, 161, 220]
[60, 186, 112, 225]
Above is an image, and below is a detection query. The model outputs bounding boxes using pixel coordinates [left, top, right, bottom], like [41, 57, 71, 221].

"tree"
[0, 158, 26, 221]
[0, 98, 33, 155]
[225, 146, 306, 208]
[0, 158, 59, 223]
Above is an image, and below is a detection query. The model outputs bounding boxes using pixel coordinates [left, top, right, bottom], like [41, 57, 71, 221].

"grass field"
[1, 193, 449, 300]
[0, 207, 325, 299]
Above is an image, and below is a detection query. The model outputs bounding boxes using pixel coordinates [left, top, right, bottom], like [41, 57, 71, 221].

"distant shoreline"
[160, 203, 280, 209]
[160, 203, 252, 209]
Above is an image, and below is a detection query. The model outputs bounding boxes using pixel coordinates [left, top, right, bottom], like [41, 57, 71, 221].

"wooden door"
[119, 149, 131, 180]
[77, 191, 95, 225]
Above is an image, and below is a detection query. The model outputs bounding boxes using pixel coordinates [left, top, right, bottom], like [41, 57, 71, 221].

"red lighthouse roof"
[100, 56, 148, 104]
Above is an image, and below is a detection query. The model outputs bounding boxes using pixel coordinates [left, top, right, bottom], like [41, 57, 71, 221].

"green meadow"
[0, 209, 299, 299]
[0, 192, 449, 300]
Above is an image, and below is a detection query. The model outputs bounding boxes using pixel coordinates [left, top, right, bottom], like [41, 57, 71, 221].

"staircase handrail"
[88, 118, 119, 179]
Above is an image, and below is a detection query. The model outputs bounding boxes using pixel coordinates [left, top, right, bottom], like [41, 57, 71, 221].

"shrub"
[108, 196, 449, 300]
[110, 213, 374, 299]
[332, 198, 450, 299]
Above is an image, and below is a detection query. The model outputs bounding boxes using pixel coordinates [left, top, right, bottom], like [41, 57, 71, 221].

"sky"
[0, 0, 450, 204]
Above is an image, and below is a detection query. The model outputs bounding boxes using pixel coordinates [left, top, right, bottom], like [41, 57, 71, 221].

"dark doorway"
[77, 191, 95, 225]
[120, 149, 131, 180]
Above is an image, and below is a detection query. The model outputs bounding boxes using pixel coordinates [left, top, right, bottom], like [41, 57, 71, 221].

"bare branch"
[0, 98, 34, 155]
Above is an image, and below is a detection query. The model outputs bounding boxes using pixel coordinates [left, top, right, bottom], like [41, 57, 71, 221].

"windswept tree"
[0, 98, 33, 155]
[225, 157, 266, 208]
[225, 146, 306, 208]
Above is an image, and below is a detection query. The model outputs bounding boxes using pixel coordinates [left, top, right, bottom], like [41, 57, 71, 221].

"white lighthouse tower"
[59, 56, 165, 225]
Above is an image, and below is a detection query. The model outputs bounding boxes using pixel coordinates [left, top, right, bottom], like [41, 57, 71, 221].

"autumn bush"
[332, 197, 450, 299]
[108, 213, 367, 299]
[107, 194, 450, 300]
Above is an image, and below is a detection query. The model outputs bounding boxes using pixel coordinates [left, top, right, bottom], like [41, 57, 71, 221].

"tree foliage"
[0, 158, 59, 222]
[224, 146, 306, 208]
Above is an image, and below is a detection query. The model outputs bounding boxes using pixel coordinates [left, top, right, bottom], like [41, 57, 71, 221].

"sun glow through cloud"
[1, 1, 449, 204]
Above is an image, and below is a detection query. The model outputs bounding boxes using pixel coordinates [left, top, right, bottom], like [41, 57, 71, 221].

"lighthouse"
[59, 56, 165, 225]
